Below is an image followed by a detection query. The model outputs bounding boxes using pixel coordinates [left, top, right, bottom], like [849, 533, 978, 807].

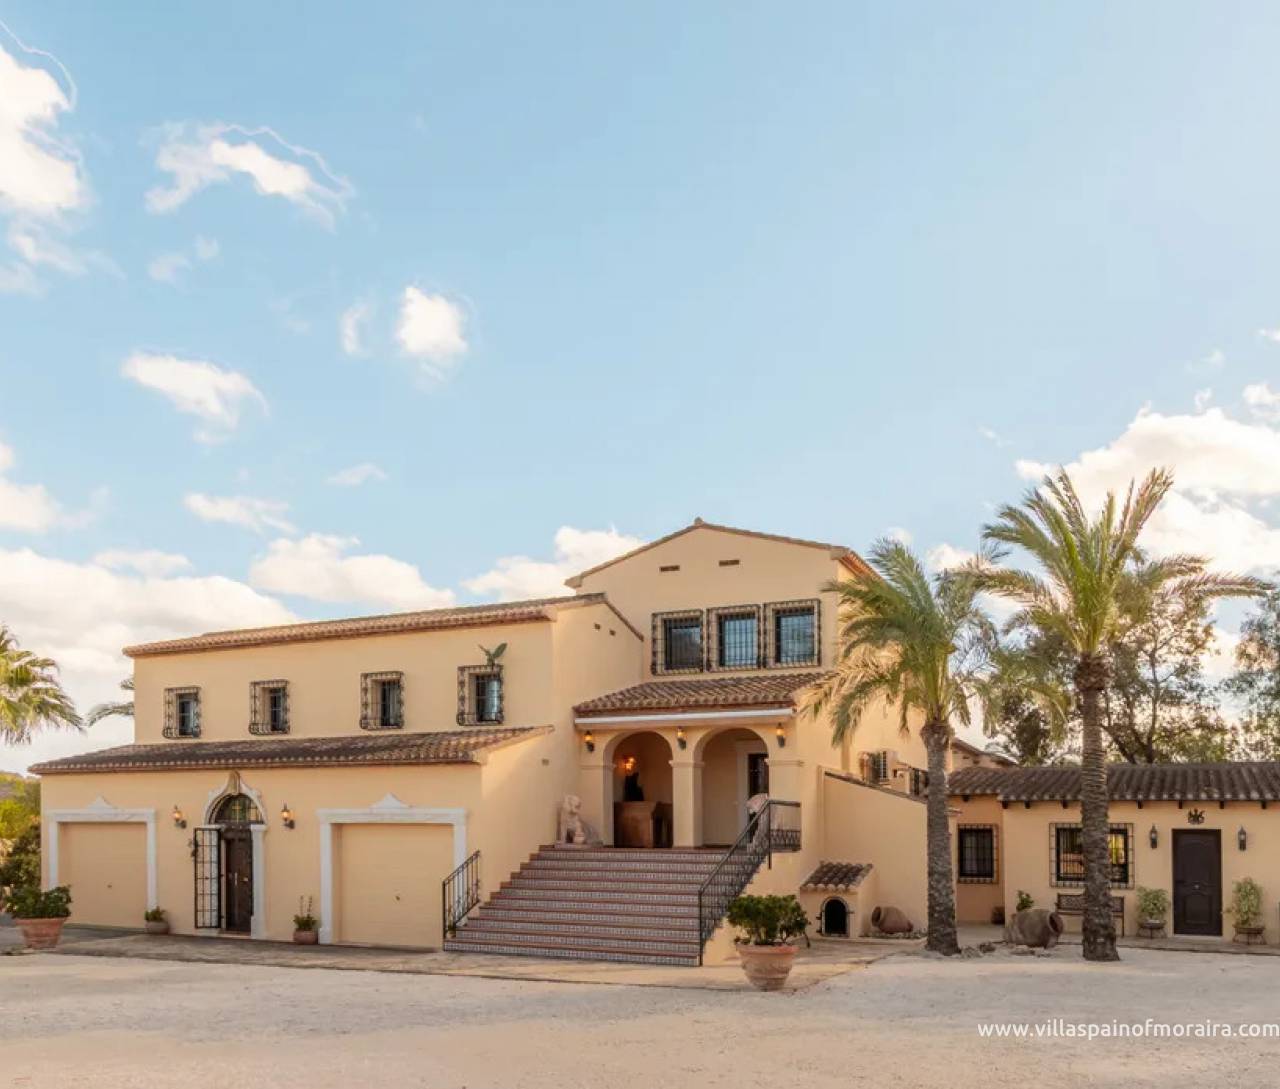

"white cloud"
[183, 493, 295, 535]
[249, 534, 454, 610]
[91, 549, 191, 577]
[464, 526, 643, 601]
[0, 546, 293, 775]
[886, 526, 913, 545]
[926, 543, 975, 572]
[122, 352, 267, 442]
[0, 439, 60, 531]
[146, 122, 352, 227]
[147, 235, 218, 283]
[1194, 387, 1214, 412]
[1187, 348, 1226, 374]
[1257, 328, 1280, 344]
[396, 286, 468, 382]
[340, 300, 372, 356]
[326, 462, 386, 487]
[978, 426, 1012, 448]
[1243, 382, 1280, 422]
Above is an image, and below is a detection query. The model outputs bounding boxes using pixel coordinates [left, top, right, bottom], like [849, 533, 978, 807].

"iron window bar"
[248, 680, 290, 735]
[457, 664, 503, 726]
[163, 687, 201, 739]
[360, 671, 404, 730]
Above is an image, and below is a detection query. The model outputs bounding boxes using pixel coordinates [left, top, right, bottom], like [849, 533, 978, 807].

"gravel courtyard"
[4, 946, 1279, 1089]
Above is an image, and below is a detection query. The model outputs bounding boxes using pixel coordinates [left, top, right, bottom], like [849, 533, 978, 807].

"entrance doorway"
[1173, 829, 1222, 936]
[212, 792, 261, 934]
[747, 752, 770, 798]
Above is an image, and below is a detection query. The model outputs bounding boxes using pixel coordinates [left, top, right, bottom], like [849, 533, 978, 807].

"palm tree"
[0, 627, 80, 744]
[978, 468, 1268, 960]
[806, 538, 991, 955]
[86, 678, 135, 726]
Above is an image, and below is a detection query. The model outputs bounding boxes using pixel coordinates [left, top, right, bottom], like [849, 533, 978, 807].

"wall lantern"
[622, 755, 637, 774]
[171, 805, 187, 830]
[1239, 826, 1248, 852]
[775, 723, 787, 748]
[1148, 824, 1158, 849]
[676, 725, 687, 750]
[583, 730, 595, 753]
[281, 802, 295, 830]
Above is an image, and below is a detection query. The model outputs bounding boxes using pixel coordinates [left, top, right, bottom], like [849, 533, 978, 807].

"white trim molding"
[46, 798, 158, 911]
[575, 706, 792, 727]
[315, 794, 467, 945]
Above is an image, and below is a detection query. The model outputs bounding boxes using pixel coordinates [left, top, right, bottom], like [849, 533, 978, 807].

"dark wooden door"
[748, 752, 770, 797]
[1173, 830, 1221, 936]
[222, 830, 253, 933]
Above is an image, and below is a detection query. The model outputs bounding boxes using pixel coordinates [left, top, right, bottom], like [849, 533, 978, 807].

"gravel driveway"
[3, 946, 1279, 1088]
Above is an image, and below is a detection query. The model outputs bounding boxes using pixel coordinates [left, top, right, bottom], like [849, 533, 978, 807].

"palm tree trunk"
[922, 720, 960, 955]
[1075, 653, 1120, 962]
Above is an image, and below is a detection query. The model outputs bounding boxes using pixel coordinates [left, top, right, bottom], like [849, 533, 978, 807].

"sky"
[4, 3, 1280, 774]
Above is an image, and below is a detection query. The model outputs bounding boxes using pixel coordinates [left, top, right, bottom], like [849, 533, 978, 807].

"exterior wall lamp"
[1148, 824, 1158, 849]
[1239, 826, 1248, 851]
[172, 805, 187, 830]
[281, 802, 295, 830]
[583, 730, 595, 753]
[775, 723, 787, 748]
[676, 725, 687, 750]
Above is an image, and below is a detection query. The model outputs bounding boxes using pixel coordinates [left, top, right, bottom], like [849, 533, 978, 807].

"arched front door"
[213, 793, 261, 933]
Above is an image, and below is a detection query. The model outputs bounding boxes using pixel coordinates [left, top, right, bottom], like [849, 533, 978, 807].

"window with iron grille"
[457, 664, 503, 726]
[867, 750, 890, 782]
[163, 687, 201, 738]
[707, 605, 761, 671]
[764, 600, 820, 668]
[360, 672, 404, 730]
[652, 610, 704, 674]
[957, 825, 998, 882]
[248, 680, 289, 735]
[1051, 823, 1134, 887]
[908, 767, 929, 797]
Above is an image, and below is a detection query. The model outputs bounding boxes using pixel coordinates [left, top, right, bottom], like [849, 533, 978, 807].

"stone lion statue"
[557, 794, 600, 846]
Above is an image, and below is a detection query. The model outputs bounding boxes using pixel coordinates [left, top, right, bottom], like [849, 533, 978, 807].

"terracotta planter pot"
[145, 920, 170, 935]
[293, 929, 319, 945]
[736, 943, 798, 991]
[14, 916, 67, 950]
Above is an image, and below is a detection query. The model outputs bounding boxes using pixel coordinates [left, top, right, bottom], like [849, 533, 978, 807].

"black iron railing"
[695, 799, 801, 965]
[442, 849, 481, 941]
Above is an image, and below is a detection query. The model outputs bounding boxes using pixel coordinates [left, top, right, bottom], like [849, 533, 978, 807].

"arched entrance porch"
[696, 726, 772, 847]
[606, 730, 674, 847]
[194, 773, 267, 936]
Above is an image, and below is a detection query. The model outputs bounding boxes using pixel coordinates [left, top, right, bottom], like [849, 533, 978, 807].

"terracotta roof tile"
[801, 861, 873, 891]
[948, 762, 1280, 802]
[574, 671, 827, 717]
[28, 726, 544, 775]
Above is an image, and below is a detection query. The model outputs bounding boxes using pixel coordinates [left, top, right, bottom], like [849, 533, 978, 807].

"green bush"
[1228, 877, 1264, 928]
[726, 894, 808, 946]
[1015, 890, 1034, 912]
[7, 884, 71, 919]
[1136, 886, 1170, 921]
[0, 820, 40, 890]
[143, 907, 167, 923]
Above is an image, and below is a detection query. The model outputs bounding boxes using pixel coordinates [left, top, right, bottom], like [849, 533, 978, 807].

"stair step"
[482, 900, 699, 922]
[442, 937, 698, 966]
[462, 917, 699, 942]
[502, 878, 721, 895]
[523, 862, 725, 878]
[445, 927, 700, 956]
[491, 888, 701, 907]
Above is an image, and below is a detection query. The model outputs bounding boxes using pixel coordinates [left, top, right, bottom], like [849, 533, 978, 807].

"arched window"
[821, 897, 849, 938]
[214, 793, 262, 825]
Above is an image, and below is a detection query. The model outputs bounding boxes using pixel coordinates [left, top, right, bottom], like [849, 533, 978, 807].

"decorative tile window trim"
[651, 609, 705, 675]
[457, 664, 504, 726]
[706, 604, 762, 672]
[957, 824, 999, 884]
[1049, 822, 1135, 889]
[163, 687, 201, 739]
[359, 671, 404, 731]
[763, 599, 821, 669]
[248, 679, 290, 735]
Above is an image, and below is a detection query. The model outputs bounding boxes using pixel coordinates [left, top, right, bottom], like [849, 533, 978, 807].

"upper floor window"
[708, 605, 761, 670]
[458, 664, 503, 726]
[957, 825, 997, 883]
[1051, 823, 1134, 887]
[249, 680, 289, 735]
[163, 687, 201, 739]
[765, 600, 820, 668]
[652, 610, 703, 674]
[360, 671, 404, 731]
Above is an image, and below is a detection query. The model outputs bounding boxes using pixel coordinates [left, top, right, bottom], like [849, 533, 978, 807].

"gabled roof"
[124, 593, 640, 658]
[950, 737, 1017, 767]
[949, 762, 1280, 803]
[801, 861, 873, 892]
[29, 726, 546, 775]
[564, 518, 872, 588]
[574, 671, 826, 717]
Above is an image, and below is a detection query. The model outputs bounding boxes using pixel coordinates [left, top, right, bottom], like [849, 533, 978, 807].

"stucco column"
[577, 755, 613, 845]
[670, 759, 704, 847]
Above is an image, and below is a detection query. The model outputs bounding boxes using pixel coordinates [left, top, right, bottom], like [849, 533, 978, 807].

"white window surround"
[202, 772, 268, 939]
[316, 793, 467, 946]
[45, 797, 158, 911]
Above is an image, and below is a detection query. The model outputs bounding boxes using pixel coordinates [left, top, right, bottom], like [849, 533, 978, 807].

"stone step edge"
[442, 939, 698, 967]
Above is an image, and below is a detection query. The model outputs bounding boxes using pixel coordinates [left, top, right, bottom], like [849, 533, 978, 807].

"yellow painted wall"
[952, 795, 1005, 924]
[335, 824, 453, 947]
[58, 823, 147, 928]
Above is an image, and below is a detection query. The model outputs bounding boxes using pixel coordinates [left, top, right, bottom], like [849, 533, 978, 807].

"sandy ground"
[3, 945, 1279, 1089]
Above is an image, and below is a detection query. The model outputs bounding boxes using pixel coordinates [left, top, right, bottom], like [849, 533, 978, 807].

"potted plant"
[144, 907, 170, 935]
[1227, 877, 1265, 943]
[726, 893, 808, 991]
[1015, 890, 1034, 912]
[8, 885, 72, 950]
[1136, 886, 1170, 933]
[293, 896, 319, 944]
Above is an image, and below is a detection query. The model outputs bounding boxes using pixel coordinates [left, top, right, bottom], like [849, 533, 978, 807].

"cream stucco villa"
[33, 519, 967, 964]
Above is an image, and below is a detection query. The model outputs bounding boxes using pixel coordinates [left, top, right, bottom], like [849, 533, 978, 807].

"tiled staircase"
[442, 846, 762, 966]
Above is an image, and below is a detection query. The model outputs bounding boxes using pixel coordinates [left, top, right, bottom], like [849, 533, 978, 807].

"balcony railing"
[442, 849, 482, 941]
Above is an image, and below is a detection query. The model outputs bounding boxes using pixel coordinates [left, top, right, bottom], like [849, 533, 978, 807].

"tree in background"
[1225, 592, 1280, 758]
[0, 627, 80, 744]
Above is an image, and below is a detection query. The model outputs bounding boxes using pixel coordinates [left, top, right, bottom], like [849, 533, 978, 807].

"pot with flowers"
[144, 907, 170, 935]
[8, 885, 72, 950]
[1135, 887, 1169, 939]
[1227, 877, 1266, 945]
[293, 896, 319, 944]
[726, 893, 809, 991]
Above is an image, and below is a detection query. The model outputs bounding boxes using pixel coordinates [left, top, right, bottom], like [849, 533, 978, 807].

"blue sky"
[4, 3, 1280, 772]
